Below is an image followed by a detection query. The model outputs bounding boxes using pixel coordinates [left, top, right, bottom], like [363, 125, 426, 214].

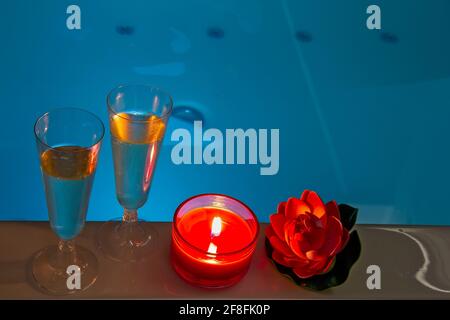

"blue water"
[43, 173, 94, 240]
[1, 0, 450, 225]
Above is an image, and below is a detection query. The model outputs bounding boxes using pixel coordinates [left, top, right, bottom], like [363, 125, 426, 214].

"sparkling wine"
[40, 146, 98, 240]
[110, 112, 165, 210]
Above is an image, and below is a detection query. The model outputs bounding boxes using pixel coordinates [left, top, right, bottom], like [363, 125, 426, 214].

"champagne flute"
[97, 85, 172, 262]
[33, 108, 104, 294]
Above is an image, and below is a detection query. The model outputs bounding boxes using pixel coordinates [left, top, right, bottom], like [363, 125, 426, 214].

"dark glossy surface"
[1, 222, 450, 299]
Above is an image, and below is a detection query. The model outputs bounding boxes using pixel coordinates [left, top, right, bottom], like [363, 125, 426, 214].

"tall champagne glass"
[33, 108, 104, 294]
[98, 85, 172, 262]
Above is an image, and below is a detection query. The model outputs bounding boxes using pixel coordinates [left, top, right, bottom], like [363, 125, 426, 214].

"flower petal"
[337, 228, 350, 253]
[286, 228, 308, 259]
[272, 250, 310, 268]
[272, 251, 303, 268]
[285, 197, 311, 220]
[303, 248, 326, 262]
[293, 265, 317, 279]
[300, 190, 311, 202]
[306, 250, 321, 261]
[305, 191, 326, 220]
[277, 201, 286, 215]
[272, 251, 294, 267]
[322, 257, 335, 274]
[304, 226, 326, 251]
[269, 235, 295, 258]
[270, 213, 286, 240]
[265, 225, 275, 239]
[326, 200, 340, 220]
[318, 216, 343, 257]
[309, 257, 333, 275]
[290, 256, 310, 267]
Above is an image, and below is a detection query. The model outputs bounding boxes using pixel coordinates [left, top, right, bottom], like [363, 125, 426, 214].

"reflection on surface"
[378, 227, 450, 294]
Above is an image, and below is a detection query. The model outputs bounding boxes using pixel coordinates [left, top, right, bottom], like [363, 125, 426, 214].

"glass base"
[31, 244, 98, 295]
[97, 218, 159, 262]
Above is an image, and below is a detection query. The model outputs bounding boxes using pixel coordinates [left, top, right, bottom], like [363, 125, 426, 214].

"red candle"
[171, 194, 259, 288]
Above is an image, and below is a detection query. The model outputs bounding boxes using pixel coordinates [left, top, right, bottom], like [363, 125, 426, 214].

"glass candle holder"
[171, 194, 259, 288]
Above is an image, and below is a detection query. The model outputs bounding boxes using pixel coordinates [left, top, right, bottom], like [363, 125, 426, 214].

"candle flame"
[211, 217, 222, 237]
[207, 243, 218, 254]
[207, 217, 222, 255]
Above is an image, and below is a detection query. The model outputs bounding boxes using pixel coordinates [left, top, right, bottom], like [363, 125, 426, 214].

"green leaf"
[338, 204, 358, 231]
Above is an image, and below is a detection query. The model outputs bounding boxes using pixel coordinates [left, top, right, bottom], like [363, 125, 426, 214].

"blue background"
[1, 0, 449, 225]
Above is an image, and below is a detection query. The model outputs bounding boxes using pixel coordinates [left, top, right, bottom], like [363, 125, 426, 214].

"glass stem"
[58, 239, 75, 252]
[54, 239, 76, 270]
[123, 208, 138, 223]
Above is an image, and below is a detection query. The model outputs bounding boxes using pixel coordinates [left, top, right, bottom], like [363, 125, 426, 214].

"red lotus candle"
[171, 194, 259, 288]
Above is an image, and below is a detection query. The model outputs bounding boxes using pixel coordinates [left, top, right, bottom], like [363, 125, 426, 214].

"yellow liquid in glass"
[110, 113, 165, 144]
[41, 146, 98, 179]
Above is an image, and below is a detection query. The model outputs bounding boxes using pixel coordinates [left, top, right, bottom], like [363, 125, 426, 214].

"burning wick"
[207, 243, 218, 254]
[207, 217, 222, 254]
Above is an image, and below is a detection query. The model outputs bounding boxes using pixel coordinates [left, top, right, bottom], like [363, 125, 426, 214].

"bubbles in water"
[295, 31, 313, 43]
[207, 27, 225, 39]
[380, 32, 399, 44]
[116, 25, 135, 35]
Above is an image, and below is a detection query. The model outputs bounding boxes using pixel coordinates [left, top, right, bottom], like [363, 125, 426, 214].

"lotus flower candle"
[171, 194, 259, 288]
[265, 190, 361, 290]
